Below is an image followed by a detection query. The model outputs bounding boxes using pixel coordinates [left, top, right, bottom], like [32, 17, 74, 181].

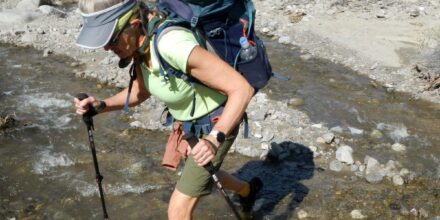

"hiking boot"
[239, 177, 263, 212]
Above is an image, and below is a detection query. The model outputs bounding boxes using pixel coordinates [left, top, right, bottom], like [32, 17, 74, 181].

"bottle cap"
[239, 37, 249, 47]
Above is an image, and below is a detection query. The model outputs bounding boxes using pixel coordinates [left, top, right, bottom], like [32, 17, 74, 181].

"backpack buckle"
[190, 16, 199, 28]
[207, 27, 223, 37]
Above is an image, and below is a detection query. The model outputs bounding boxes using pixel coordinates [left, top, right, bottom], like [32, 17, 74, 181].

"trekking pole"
[76, 93, 109, 220]
[182, 133, 242, 220]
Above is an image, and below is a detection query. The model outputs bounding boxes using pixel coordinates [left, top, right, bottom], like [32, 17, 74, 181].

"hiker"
[73, 0, 262, 219]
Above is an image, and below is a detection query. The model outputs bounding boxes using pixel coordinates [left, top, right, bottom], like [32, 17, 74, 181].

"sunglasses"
[107, 20, 131, 46]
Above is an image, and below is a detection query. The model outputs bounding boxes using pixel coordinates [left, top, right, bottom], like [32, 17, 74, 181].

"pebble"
[391, 143, 407, 152]
[329, 160, 343, 172]
[278, 36, 291, 44]
[322, 133, 335, 144]
[400, 206, 410, 216]
[419, 208, 429, 218]
[297, 209, 309, 219]
[43, 48, 53, 57]
[369, 129, 383, 139]
[392, 174, 404, 186]
[316, 136, 326, 144]
[335, 145, 354, 164]
[365, 171, 384, 184]
[348, 126, 363, 135]
[350, 209, 367, 219]
[288, 98, 304, 106]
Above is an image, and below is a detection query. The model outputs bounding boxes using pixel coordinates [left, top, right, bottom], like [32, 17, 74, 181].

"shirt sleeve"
[157, 29, 198, 73]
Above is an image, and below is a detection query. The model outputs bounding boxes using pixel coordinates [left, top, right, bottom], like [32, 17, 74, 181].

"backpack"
[153, 0, 275, 113]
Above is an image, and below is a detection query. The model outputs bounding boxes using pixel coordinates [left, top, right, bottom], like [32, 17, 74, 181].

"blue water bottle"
[239, 37, 257, 62]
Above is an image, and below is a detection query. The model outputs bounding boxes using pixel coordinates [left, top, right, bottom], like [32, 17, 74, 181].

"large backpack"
[154, 0, 274, 109]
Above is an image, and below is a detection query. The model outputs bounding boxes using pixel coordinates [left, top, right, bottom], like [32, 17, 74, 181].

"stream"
[1, 42, 439, 219]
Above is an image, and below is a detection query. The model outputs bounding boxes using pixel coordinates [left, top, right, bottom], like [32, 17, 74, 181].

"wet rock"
[43, 48, 53, 57]
[16, 0, 41, 10]
[278, 36, 291, 44]
[376, 9, 386, 18]
[289, 10, 307, 23]
[288, 98, 304, 107]
[350, 164, 359, 172]
[38, 5, 66, 17]
[365, 171, 384, 184]
[348, 126, 363, 135]
[392, 174, 404, 186]
[329, 160, 343, 172]
[410, 208, 418, 216]
[316, 136, 326, 144]
[297, 209, 309, 219]
[130, 121, 145, 129]
[391, 143, 407, 152]
[237, 144, 263, 158]
[400, 206, 410, 216]
[409, 8, 420, 17]
[261, 129, 274, 142]
[249, 108, 268, 121]
[399, 168, 410, 176]
[419, 208, 429, 218]
[322, 133, 335, 144]
[350, 209, 367, 219]
[335, 145, 354, 164]
[364, 156, 380, 175]
[0, 115, 17, 129]
[330, 126, 344, 133]
[369, 129, 383, 139]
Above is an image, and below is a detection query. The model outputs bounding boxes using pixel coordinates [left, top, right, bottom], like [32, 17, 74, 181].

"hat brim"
[76, 20, 117, 49]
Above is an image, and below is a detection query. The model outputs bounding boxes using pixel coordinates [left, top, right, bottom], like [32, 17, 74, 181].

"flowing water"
[1, 42, 439, 219]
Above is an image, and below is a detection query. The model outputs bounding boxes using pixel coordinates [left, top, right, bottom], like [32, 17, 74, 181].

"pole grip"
[75, 93, 97, 129]
[182, 133, 216, 174]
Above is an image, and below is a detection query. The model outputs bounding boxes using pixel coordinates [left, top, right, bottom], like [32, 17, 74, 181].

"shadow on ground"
[233, 141, 315, 219]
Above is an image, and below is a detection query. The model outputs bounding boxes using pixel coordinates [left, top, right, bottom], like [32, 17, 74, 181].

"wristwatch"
[209, 130, 226, 143]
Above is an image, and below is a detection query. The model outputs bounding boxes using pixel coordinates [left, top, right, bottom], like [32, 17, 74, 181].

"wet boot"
[239, 177, 263, 213]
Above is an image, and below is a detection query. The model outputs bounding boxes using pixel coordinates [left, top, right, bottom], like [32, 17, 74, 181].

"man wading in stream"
[72, 0, 268, 219]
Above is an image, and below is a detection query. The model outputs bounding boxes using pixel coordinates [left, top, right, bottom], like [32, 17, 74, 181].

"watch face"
[217, 132, 226, 143]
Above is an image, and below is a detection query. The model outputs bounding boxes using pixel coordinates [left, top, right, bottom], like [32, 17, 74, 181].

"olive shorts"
[175, 127, 239, 197]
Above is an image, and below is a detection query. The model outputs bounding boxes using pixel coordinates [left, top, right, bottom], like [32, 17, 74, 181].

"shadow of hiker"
[232, 141, 315, 219]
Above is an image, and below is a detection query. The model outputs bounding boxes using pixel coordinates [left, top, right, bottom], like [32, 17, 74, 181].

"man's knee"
[168, 188, 198, 220]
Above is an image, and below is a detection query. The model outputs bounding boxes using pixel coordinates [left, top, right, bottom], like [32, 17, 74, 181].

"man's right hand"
[74, 94, 98, 116]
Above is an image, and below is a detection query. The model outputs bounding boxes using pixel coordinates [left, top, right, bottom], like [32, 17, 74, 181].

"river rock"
[329, 160, 343, 172]
[419, 208, 429, 218]
[370, 129, 383, 139]
[16, 0, 41, 10]
[278, 36, 291, 44]
[0, 115, 17, 129]
[364, 156, 380, 175]
[348, 127, 363, 135]
[335, 145, 354, 164]
[237, 144, 263, 158]
[391, 143, 407, 152]
[350, 209, 367, 219]
[392, 174, 404, 186]
[297, 209, 309, 219]
[261, 129, 274, 142]
[322, 133, 335, 143]
[409, 8, 420, 17]
[0, 9, 41, 24]
[38, 5, 66, 17]
[365, 171, 384, 184]
[288, 98, 304, 107]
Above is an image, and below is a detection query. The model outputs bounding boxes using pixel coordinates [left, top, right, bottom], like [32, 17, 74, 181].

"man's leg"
[216, 170, 250, 196]
[168, 188, 199, 220]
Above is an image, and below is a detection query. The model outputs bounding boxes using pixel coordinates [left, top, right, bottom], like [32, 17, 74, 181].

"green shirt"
[141, 28, 226, 121]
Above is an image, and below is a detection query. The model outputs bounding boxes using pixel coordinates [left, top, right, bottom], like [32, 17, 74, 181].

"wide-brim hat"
[76, 0, 137, 49]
